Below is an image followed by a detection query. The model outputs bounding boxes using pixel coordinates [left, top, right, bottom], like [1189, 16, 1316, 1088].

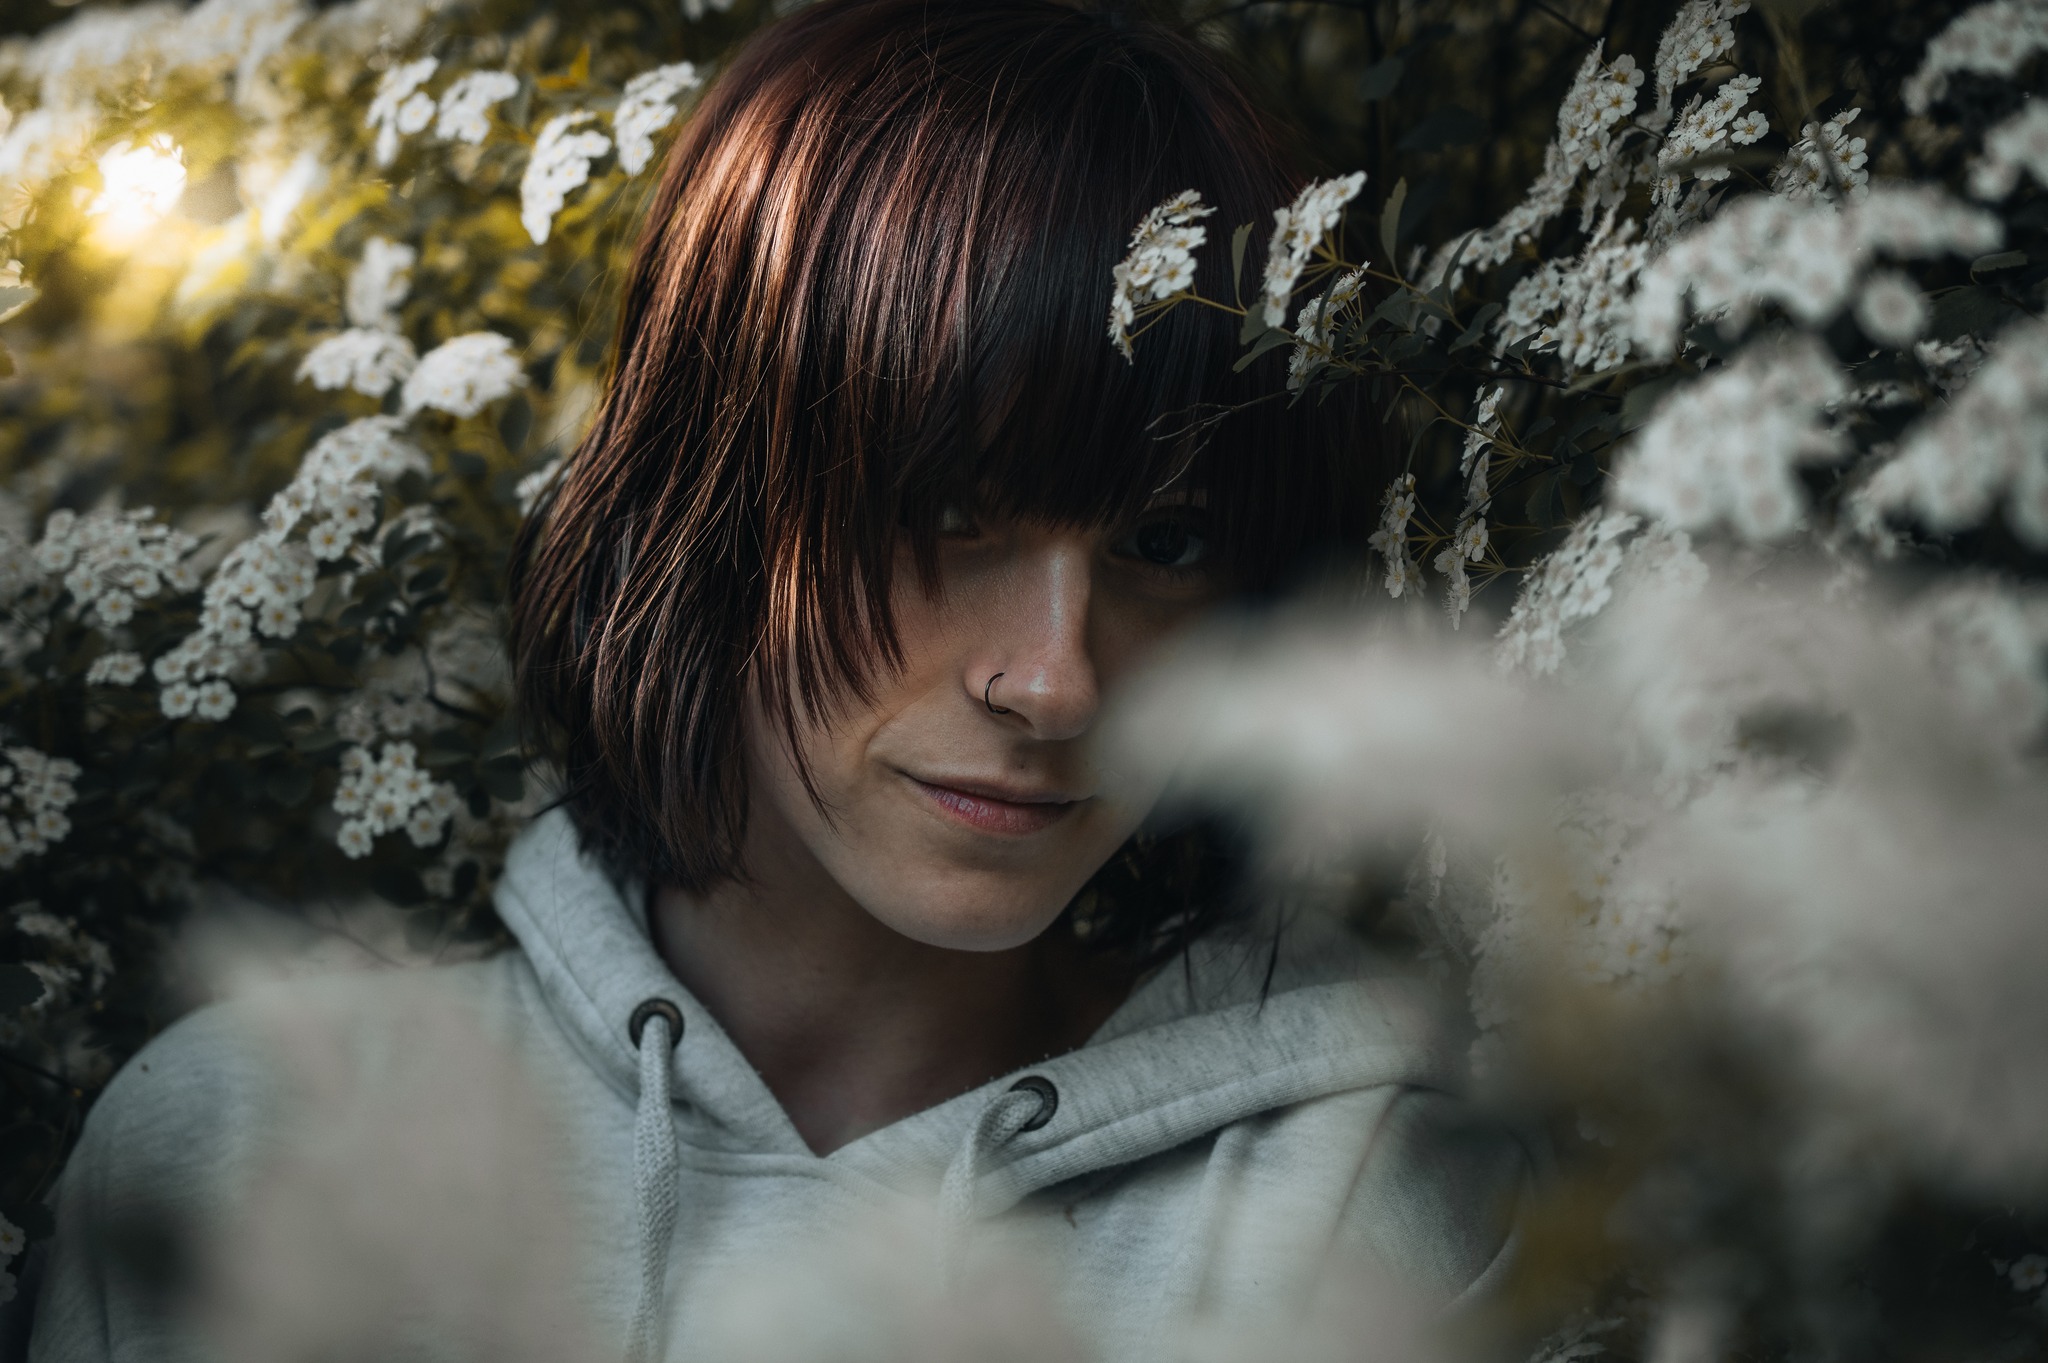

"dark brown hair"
[510, 0, 1386, 942]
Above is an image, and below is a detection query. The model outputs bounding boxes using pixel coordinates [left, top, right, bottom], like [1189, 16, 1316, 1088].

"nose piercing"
[984, 673, 1012, 715]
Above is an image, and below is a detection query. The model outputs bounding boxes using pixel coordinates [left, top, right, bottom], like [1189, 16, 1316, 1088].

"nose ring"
[984, 673, 1012, 715]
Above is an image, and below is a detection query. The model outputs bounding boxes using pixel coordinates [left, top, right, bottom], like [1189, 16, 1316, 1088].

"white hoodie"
[27, 810, 1529, 1361]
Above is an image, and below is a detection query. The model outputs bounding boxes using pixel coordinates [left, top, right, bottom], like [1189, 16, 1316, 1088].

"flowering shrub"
[0, 0, 2043, 1355]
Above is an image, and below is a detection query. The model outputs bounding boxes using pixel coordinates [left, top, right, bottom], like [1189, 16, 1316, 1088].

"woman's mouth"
[904, 774, 1084, 836]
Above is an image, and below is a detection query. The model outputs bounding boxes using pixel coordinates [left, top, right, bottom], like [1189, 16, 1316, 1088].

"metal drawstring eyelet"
[1006, 1075, 1058, 1132]
[629, 998, 685, 1050]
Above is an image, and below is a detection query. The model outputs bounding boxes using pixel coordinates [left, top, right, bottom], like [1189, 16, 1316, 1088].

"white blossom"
[1106, 190, 1215, 360]
[1285, 267, 1366, 391]
[1508, 210, 1648, 374]
[519, 112, 610, 245]
[365, 56, 438, 167]
[401, 332, 525, 417]
[1647, 0, 1750, 129]
[1432, 515, 1490, 627]
[332, 741, 456, 856]
[86, 650, 144, 685]
[1631, 185, 2003, 358]
[1612, 335, 1847, 541]
[1970, 101, 2048, 200]
[1655, 74, 1766, 212]
[680, 0, 737, 18]
[1773, 107, 1870, 202]
[613, 63, 702, 175]
[1367, 473, 1419, 599]
[32, 508, 200, 630]
[1257, 171, 1367, 329]
[0, 746, 82, 869]
[297, 328, 418, 398]
[1855, 315, 2048, 547]
[344, 236, 416, 330]
[434, 69, 518, 145]
[1496, 512, 1704, 676]
[1904, 0, 2048, 115]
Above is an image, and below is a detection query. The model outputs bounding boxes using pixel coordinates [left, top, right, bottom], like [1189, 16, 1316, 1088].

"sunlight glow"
[90, 136, 187, 242]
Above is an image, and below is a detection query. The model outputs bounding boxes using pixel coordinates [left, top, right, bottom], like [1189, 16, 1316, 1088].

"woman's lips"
[906, 776, 1081, 836]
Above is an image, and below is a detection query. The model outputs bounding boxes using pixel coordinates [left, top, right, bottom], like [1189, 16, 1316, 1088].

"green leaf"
[1449, 301, 1503, 352]
[1379, 178, 1408, 269]
[1230, 221, 1254, 309]
[1231, 326, 1296, 372]
[497, 393, 534, 453]
[1929, 285, 2004, 341]
[1971, 250, 2028, 276]
[1357, 55, 1405, 101]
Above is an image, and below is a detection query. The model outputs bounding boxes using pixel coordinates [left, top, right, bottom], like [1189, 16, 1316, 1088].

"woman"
[30, 2, 1528, 1358]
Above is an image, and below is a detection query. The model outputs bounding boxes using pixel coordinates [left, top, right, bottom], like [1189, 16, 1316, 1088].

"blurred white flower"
[1631, 185, 2001, 357]
[434, 69, 518, 145]
[1970, 101, 2048, 200]
[613, 62, 702, 175]
[332, 741, 456, 855]
[1856, 315, 2048, 546]
[1258, 171, 1367, 329]
[1611, 335, 1847, 541]
[0, 1213, 22, 1257]
[1852, 271, 1929, 346]
[297, 329, 418, 398]
[1367, 473, 1418, 599]
[2013, 1255, 2048, 1292]
[1107, 189, 1214, 360]
[86, 651, 145, 685]
[513, 457, 564, 517]
[344, 236, 416, 330]
[366, 56, 438, 166]
[0, 746, 83, 870]
[1904, 0, 2048, 114]
[519, 112, 610, 245]
[401, 332, 525, 417]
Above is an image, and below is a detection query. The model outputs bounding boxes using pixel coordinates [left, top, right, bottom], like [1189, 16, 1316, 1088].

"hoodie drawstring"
[626, 999, 684, 1363]
[936, 1075, 1059, 1284]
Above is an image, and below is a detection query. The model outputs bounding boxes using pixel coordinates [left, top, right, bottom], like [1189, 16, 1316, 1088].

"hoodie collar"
[493, 808, 1462, 1203]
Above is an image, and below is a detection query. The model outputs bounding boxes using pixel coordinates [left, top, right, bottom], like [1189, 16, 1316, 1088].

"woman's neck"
[648, 813, 1133, 1155]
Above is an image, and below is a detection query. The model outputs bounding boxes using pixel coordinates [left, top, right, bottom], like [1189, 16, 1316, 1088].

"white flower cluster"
[155, 417, 428, 720]
[333, 741, 459, 858]
[1493, 512, 1706, 676]
[520, 111, 611, 246]
[85, 650, 143, 685]
[1433, 516, 1490, 627]
[613, 63, 702, 175]
[1285, 267, 1366, 391]
[32, 508, 201, 629]
[1646, 0, 1749, 128]
[1654, 74, 1768, 208]
[1631, 185, 2003, 358]
[0, 746, 81, 869]
[1107, 190, 1214, 360]
[366, 56, 438, 167]
[434, 69, 519, 145]
[400, 332, 525, 418]
[1772, 107, 1870, 202]
[1503, 211, 1648, 373]
[1367, 472, 1419, 599]
[514, 456, 565, 517]
[1258, 171, 1367, 329]
[300, 236, 421, 399]
[1971, 102, 2048, 200]
[1612, 336, 1847, 541]
[1857, 316, 2048, 548]
[1903, 0, 2048, 115]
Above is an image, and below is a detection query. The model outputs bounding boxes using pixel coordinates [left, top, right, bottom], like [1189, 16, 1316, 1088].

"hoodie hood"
[493, 807, 1464, 1215]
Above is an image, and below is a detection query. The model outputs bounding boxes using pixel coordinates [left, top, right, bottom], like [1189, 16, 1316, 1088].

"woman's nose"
[974, 537, 1099, 741]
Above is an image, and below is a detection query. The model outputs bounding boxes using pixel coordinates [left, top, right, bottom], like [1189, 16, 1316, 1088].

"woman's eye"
[936, 502, 980, 536]
[1120, 514, 1210, 570]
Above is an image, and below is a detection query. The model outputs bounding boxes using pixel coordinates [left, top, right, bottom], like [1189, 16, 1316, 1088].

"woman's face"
[742, 499, 1222, 951]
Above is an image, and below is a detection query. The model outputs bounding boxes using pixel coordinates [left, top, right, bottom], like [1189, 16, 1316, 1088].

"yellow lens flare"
[89, 135, 187, 242]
